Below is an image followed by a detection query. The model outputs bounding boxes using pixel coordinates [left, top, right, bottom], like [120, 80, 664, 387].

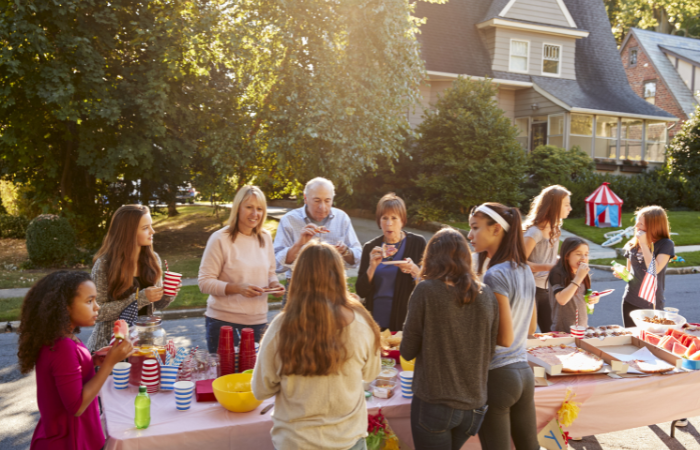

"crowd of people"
[15, 176, 677, 450]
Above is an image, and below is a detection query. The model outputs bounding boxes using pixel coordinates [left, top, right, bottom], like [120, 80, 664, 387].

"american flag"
[639, 247, 657, 305]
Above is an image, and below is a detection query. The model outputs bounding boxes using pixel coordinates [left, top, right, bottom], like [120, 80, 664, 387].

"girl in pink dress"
[17, 271, 134, 450]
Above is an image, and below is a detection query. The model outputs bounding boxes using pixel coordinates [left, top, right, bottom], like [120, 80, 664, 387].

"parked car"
[176, 185, 197, 204]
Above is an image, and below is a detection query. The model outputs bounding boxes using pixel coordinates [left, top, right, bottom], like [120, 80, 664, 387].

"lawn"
[590, 251, 700, 268]
[562, 211, 700, 248]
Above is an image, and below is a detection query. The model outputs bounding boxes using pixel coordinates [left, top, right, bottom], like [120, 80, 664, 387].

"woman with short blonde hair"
[199, 185, 283, 352]
[253, 242, 381, 450]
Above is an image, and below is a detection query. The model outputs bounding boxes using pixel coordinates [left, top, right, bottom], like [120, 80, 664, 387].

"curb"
[589, 264, 700, 275]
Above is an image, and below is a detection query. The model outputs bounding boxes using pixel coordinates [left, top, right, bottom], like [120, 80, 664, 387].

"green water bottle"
[135, 386, 151, 429]
[584, 288, 594, 315]
[611, 261, 633, 282]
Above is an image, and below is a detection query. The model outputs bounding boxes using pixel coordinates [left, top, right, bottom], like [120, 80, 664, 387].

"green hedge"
[0, 214, 30, 238]
[26, 215, 77, 267]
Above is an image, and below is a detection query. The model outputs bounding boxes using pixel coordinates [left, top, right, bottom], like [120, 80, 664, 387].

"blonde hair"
[523, 185, 571, 244]
[226, 186, 268, 247]
[624, 206, 671, 250]
[277, 242, 380, 376]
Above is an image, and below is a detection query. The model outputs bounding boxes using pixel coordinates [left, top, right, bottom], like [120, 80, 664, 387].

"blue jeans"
[205, 316, 268, 353]
[411, 395, 488, 450]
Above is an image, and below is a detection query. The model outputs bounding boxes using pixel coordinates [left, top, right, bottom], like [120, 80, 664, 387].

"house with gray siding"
[410, 0, 677, 173]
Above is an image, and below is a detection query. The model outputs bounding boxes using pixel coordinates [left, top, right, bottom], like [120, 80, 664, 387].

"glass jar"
[128, 316, 167, 386]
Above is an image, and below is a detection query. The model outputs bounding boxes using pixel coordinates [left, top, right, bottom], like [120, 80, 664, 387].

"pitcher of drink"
[128, 316, 167, 386]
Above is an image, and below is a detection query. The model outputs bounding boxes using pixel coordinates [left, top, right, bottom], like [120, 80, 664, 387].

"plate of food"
[591, 289, 614, 298]
[381, 259, 408, 266]
[262, 287, 285, 293]
[380, 330, 402, 363]
[527, 344, 605, 375]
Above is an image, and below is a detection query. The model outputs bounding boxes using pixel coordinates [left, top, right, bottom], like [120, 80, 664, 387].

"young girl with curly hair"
[17, 271, 134, 450]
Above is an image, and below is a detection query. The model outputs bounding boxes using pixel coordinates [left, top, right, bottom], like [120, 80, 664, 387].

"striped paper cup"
[174, 381, 195, 411]
[163, 271, 183, 296]
[160, 365, 179, 390]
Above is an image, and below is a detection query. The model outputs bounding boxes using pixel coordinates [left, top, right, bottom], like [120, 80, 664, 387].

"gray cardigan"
[86, 254, 175, 352]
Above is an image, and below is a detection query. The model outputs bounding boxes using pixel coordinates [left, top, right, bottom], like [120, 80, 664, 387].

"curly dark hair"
[17, 270, 93, 374]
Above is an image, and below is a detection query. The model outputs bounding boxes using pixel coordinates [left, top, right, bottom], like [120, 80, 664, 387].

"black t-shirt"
[548, 268, 587, 333]
[623, 238, 675, 308]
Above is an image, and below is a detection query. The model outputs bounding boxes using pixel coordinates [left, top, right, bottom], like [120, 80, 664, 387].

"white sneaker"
[675, 419, 689, 427]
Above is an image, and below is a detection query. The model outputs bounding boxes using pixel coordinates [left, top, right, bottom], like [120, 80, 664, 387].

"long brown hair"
[548, 237, 591, 291]
[624, 205, 671, 251]
[472, 202, 527, 275]
[277, 242, 380, 376]
[523, 185, 571, 244]
[419, 228, 481, 304]
[226, 185, 267, 247]
[94, 205, 161, 300]
[17, 271, 93, 374]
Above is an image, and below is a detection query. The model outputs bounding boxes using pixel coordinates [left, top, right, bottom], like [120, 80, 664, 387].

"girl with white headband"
[468, 202, 538, 450]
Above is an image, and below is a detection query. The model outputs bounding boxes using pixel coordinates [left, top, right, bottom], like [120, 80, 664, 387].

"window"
[547, 114, 564, 147]
[594, 116, 618, 159]
[510, 40, 529, 73]
[645, 121, 667, 162]
[629, 48, 638, 66]
[620, 118, 643, 161]
[542, 44, 561, 76]
[644, 81, 656, 104]
[514, 117, 529, 151]
[569, 114, 593, 154]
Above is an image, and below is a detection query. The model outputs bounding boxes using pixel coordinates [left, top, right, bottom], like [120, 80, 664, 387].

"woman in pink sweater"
[199, 186, 284, 352]
[17, 270, 134, 450]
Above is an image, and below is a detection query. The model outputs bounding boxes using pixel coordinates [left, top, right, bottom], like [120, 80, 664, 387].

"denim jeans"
[205, 316, 268, 353]
[410, 395, 488, 450]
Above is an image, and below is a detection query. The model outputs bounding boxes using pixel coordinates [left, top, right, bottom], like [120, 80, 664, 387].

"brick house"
[411, 0, 677, 173]
[620, 29, 700, 137]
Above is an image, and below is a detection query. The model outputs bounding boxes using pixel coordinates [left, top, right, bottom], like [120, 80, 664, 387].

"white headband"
[475, 205, 511, 232]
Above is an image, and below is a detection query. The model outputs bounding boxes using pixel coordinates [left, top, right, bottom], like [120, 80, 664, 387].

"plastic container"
[134, 386, 151, 429]
[370, 379, 397, 399]
[376, 367, 398, 381]
[629, 309, 686, 335]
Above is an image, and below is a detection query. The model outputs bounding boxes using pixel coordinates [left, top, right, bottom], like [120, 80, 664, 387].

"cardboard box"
[579, 335, 683, 371]
[526, 337, 611, 376]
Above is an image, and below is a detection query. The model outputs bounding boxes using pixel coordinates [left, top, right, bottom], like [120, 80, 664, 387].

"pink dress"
[31, 337, 105, 450]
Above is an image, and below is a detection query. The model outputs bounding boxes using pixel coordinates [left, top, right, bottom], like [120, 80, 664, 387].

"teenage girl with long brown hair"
[522, 185, 572, 333]
[252, 242, 381, 450]
[468, 203, 538, 450]
[617, 206, 675, 327]
[87, 205, 177, 352]
[401, 228, 510, 449]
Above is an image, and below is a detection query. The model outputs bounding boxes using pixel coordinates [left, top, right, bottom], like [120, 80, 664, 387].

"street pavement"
[2, 272, 700, 449]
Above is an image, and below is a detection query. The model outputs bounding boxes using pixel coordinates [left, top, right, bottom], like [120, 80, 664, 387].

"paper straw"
[165, 260, 169, 272]
[174, 347, 189, 366]
[236, 328, 241, 343]
[152, 349, 161, 365]
[576, 308, 579, 327]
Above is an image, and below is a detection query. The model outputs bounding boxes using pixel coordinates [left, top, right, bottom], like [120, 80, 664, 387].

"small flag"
[639, 245, 657, 305]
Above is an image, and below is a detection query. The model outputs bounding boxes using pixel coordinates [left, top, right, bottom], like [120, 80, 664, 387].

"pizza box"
[526, 337, 611, 376]
[579, 335, 683, 372]
[531, 365, 552, 387]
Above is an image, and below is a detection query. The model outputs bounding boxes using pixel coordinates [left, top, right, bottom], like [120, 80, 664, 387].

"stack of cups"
[218, 326, 235, 376]
[160, 365, 179, 390]
[141, 359, 160, 394]
[255, 343, 260, 354]
[238, 328, 256, 372]
[174, 381, 195, 411]
[399, 371, 414, 399]
[113, 362, 131, 389]
[163, 271, 183, 296]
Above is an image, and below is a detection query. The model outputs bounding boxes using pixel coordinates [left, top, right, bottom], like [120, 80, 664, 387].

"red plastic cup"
[218, 326, 235, 375]
[163, 271, 182, 296]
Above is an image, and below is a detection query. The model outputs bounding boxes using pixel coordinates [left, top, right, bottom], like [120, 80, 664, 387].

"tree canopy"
[605, 0, 700, 42]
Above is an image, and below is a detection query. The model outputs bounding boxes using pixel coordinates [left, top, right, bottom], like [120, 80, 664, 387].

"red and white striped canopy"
[585, 182, 623, 205]
[585, 182, 623, 227]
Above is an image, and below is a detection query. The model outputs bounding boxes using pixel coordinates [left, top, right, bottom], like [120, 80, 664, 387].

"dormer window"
[509, 39, 529, 73]
[542, 44, 561, 76]
[629, 48, 638, 66]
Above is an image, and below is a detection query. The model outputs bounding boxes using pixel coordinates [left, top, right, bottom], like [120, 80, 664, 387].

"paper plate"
[381, 260, 408, 266]
[591, 289, 615, 298]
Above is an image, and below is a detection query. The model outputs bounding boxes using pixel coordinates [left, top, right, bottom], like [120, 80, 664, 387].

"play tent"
[585, 182, 623, 228]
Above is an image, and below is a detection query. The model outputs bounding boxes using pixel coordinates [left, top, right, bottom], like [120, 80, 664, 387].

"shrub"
[0, 214, 30, 238]
[523, 145, 595, 201]
[25, 215, 77, 266]
[666, 105, 700, 210]
[414, 77, 527, 219]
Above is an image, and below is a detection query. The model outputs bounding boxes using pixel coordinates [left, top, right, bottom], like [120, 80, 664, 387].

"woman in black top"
[356, 193, 426, 331]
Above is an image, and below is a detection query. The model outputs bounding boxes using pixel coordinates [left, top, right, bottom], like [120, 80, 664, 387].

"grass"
[0, 296, 22, 322]
[562, 211, 700, 248]
[590, 251, 700, 268]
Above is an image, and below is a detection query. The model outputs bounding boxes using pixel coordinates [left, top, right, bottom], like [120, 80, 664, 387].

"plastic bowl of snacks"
[370, 379, 397, 399]
[400, 355, 415, 372]
[630, 309, 686, 335]
[212, 373, 263, 413]
[381, 357, 396, 369]
[377, 367, 398, 381]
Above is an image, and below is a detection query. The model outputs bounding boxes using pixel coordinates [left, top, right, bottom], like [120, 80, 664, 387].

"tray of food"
[583, 325, 633, 339]
[527, 344, 607, 376]
[380, 330, 402, 363]
[531, 331, 572, 340]
[580, 335, 682, 374]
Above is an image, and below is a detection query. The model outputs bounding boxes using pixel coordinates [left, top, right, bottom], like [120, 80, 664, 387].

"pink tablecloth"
[101, 370, 700, 450]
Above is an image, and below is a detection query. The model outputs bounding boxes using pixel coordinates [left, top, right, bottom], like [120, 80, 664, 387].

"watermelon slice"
[685, 342, 698, 359]
[670, 329, 686, 340]
[640, 330, 646, 341]
[665, 329, 675, 337]
[663, 336, 681, 352]
[673, 342, 688, 356]
[689, 350, 700, 361]
[646, 332, 662, 346]
[113, 319, 129, 341]
[681, 335, 694, 347]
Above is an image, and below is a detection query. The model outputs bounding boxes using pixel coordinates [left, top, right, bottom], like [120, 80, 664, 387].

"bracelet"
[571, 281, 580, 287]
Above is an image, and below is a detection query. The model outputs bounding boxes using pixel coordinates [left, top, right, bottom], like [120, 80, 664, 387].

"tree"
[413, 77, 527, 221]
[605, 0, 700, 42]
[523, 145, 595, 200]
[666, 105, 700, 210]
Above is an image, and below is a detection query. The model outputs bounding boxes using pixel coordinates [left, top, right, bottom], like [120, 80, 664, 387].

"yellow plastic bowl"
[212, 373, 263, 413]
[400, 356, 415, 371]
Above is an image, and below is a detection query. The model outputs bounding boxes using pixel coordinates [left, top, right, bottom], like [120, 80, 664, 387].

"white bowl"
[629, 309, 686, 335]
